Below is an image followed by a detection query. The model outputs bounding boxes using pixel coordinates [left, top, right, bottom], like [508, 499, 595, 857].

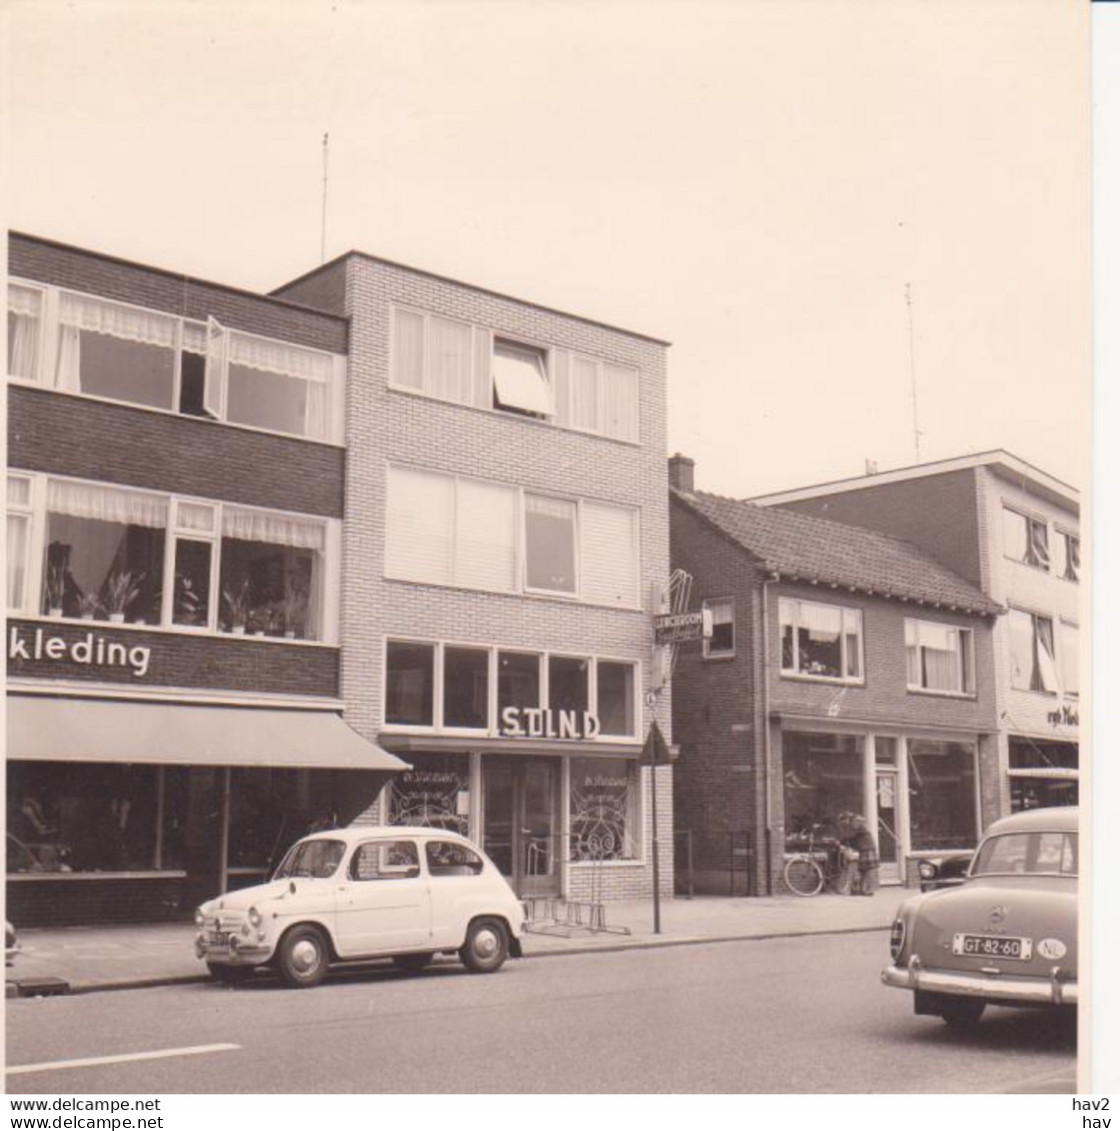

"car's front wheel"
[459, 917, 509, 974]
[939, 998, 986, 1030]
[275, 925, 330, 989]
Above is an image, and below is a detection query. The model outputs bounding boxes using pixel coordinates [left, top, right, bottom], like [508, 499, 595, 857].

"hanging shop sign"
[653, 609, 711, 645]
[499, 707, 600, 740]
[8, 625, 151, 678]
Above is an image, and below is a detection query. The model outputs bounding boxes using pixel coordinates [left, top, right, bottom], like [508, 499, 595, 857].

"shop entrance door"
[482, 757, 561, 898]
[875, 769, 902, 884]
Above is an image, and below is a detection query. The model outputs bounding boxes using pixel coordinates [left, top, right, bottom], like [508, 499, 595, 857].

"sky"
[2, 0, 1092, 501]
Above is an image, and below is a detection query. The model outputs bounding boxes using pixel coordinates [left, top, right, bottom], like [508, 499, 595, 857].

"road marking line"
[7, 1043, 241, 1076]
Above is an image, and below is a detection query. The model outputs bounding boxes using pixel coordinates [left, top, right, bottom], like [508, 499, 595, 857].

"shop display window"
[597, 661, 635, 737]
[907, 740, 977, 850]
[443, 647, 489, 729]
[569, 757, 639, 861]
[385, 641, 436, 726]
[388, 754, 470, 835]
[782, 732, 864, 841]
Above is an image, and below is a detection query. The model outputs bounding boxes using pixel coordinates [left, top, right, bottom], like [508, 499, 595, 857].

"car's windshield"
[273, 838, 346, 880]
[971, 831, 1077, 877]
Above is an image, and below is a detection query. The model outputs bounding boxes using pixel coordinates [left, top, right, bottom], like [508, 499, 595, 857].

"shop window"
[781, 732, 864, 841]
[569, 757, 640, 861]
[351, 840, 421, 881]
[703, 598, 735, 658]
[388, 755, 471, 834]
[228, 767, 304, 871]
[444, 646, 490, 729]
[1003, 507, 1049, 570]
[385, 641, 436, 727]
[907, 740, 977, 851]
[43, 481, 168, 624]
[1008, 739, 1079, 813]
[779, 598, 862, 681]
[1008, 608, 1059, 693]
[525, 494, 577, 594]
[549, 656, 589, 716]
[7, 283, 42, 380]
[1054, 531, 1080, 582]
[218, 507, 322, 638]
[1010, 777, 1079, 812]
[597, 661, 636, 737]
[904, 620, 973, 694]
[498, 651, 541, 714]
[493, 338, 552, 418]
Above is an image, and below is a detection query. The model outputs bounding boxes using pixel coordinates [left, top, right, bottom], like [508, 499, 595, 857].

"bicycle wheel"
[783, 855, 825, 897]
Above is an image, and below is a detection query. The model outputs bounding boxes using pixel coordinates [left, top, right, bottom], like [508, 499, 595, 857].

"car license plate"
[208, 930, 231, 946]
[952, 933, 1032, 961]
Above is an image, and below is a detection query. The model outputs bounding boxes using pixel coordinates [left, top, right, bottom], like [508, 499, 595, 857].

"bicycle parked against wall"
[783, 824, 854, 897]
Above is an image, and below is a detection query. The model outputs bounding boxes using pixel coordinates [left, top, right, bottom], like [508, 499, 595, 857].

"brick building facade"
[668, 456, 1001, 896]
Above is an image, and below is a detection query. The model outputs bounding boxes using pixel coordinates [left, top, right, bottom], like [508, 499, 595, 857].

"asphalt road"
[5, 933, 1077, 1094]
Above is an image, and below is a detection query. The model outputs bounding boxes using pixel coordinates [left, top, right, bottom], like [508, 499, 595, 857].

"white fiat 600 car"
[195, 827, 526, 988]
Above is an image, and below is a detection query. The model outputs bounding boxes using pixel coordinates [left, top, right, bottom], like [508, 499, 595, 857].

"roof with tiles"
[672, 487, 1002, 617]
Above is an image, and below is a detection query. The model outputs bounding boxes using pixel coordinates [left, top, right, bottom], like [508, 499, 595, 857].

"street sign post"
[641, 719, 671, 934]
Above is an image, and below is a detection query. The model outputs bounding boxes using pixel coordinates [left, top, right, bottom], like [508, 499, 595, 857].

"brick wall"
[9, 385, 344, 518]
[10, 233, 347, 354]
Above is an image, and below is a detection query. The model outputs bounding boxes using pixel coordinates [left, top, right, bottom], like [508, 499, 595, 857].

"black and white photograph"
[1, 0, 1110, 1119]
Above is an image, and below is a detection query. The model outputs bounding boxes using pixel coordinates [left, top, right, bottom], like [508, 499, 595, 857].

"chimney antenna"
[320, 132, 330, 264]
[905, 282, 921, 463]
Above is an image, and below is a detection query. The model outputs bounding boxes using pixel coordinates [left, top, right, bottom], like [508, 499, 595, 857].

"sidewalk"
[5, 888, 899, 997]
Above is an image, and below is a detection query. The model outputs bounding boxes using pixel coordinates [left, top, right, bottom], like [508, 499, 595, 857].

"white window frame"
[7, 279, 345, 446]
[1007, 605, 1060, 694]
[702, 597, 735, 659]
[6, 472, 37, 614]
[381, 637, 640, 741]
[779, 597, 864, 684]
[904, 618, 975, 696]
[1054, 529, 1080, 583]
[523, 492, 581, 598]
[10, 469, 339, 645]
[492, 337, 554, 418]
[1002, 505, 1050, 571]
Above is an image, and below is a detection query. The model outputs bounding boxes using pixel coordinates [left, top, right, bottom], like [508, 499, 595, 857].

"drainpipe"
[760, 575, 775, 895]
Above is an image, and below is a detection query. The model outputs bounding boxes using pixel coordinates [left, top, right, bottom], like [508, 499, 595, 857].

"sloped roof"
[673, 488, 1002, 616]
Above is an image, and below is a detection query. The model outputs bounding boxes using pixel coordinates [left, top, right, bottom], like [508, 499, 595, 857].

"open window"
[492, 338, 552, 418]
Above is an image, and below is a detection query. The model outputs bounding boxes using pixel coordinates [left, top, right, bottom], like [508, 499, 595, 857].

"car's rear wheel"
[392, 952, 434, 972]
[206, 962, 253, 986]
[275, 925, 330, 989]
[459, 917, 509, 974]
[939, 998, 986, 1030]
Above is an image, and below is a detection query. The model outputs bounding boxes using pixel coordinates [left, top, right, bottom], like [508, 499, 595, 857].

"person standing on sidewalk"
[844, 814, 879, 896]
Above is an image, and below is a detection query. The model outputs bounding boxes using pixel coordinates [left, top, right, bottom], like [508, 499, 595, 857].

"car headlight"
[194, 909, 206, 928]
[917, 861, 936, 880]
[247, 906, 262, 928]
[889, 917, 906, 961]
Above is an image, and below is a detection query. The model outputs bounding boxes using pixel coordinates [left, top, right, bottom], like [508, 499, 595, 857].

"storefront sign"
[499, 707, 600, 739]
[654, 610, 710, 645]
[8, 626, 150, 678]
[1047, 703, 1079, 728]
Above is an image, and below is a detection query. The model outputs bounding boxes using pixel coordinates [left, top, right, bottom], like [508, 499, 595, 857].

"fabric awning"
[6, 695, 410, 772]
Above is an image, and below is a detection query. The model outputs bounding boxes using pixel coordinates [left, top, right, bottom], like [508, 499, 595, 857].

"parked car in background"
[916, 849, 974, 892]
[882, 806, 1078, 1028]
[195, 827, 526, 988]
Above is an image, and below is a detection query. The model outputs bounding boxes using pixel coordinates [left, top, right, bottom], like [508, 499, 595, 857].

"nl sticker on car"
[951, 933, 1033, 961]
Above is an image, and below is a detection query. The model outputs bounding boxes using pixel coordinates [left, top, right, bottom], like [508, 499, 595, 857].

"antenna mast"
[905, 281, 921, 463]
[320, 132, 330, 264]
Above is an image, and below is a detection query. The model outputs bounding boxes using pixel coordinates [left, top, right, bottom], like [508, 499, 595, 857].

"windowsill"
[779, 672, 865, 688]
[906, 687, 977, 701]
[703, 652, 736, 662]
[8, 378, 346, 450]
[383, 573, 643, 614]
[386, 381, 641, 448]
[1008, 686, 1060, 697]
[13, 613, 338, 649]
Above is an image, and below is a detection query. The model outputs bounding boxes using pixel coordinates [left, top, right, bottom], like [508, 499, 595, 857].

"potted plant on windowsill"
[279, 578, 309, 640]
[45, 565, 66, 617]
[77, 592, 101, 621]
[222, 580, 250, 635]
[104, 571, 143, 623]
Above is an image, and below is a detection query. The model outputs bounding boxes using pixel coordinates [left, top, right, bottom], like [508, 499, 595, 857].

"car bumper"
[195, 936, 274, 966]
[882, 957, 1078, 1006]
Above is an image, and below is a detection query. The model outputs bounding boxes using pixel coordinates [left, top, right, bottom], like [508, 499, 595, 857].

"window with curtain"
[7, 284, 43, 380]
[525, 494, 577, 594]
[7, 475, 32, 611]
[703, 597, 735, 658]
[579, 500, 638, 607]
[779, 598, 863, 681]
[905, 619, 973, 693]
[43, 480, 169, 624]
[1008, 607, 1060, 693]
[1060, 622, 1079, 695]
[1003, 507, 1049, 570]
[1054, 531, 1080, 582]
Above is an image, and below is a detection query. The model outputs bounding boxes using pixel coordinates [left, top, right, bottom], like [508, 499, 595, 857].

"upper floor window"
[1054, 531, 1080, 582]
[1002, 506, 1049, 570]
[702, 597, 735, 658]
[779, 598, 862, 682]
[1060, 621, 1079, 696]
[385, 465, 639, 608]
[7, 471, 337, 643]
[1008, 607, 1059, 693]
[7, 282, 345, 444]
[389, 305, 639, 444]
[905, 619, 974, 695]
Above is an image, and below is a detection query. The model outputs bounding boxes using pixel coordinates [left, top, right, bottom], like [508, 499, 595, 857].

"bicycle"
[783, 825, 854, 897]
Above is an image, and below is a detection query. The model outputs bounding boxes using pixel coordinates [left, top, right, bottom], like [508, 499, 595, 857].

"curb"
[5, 922, 891, 998]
